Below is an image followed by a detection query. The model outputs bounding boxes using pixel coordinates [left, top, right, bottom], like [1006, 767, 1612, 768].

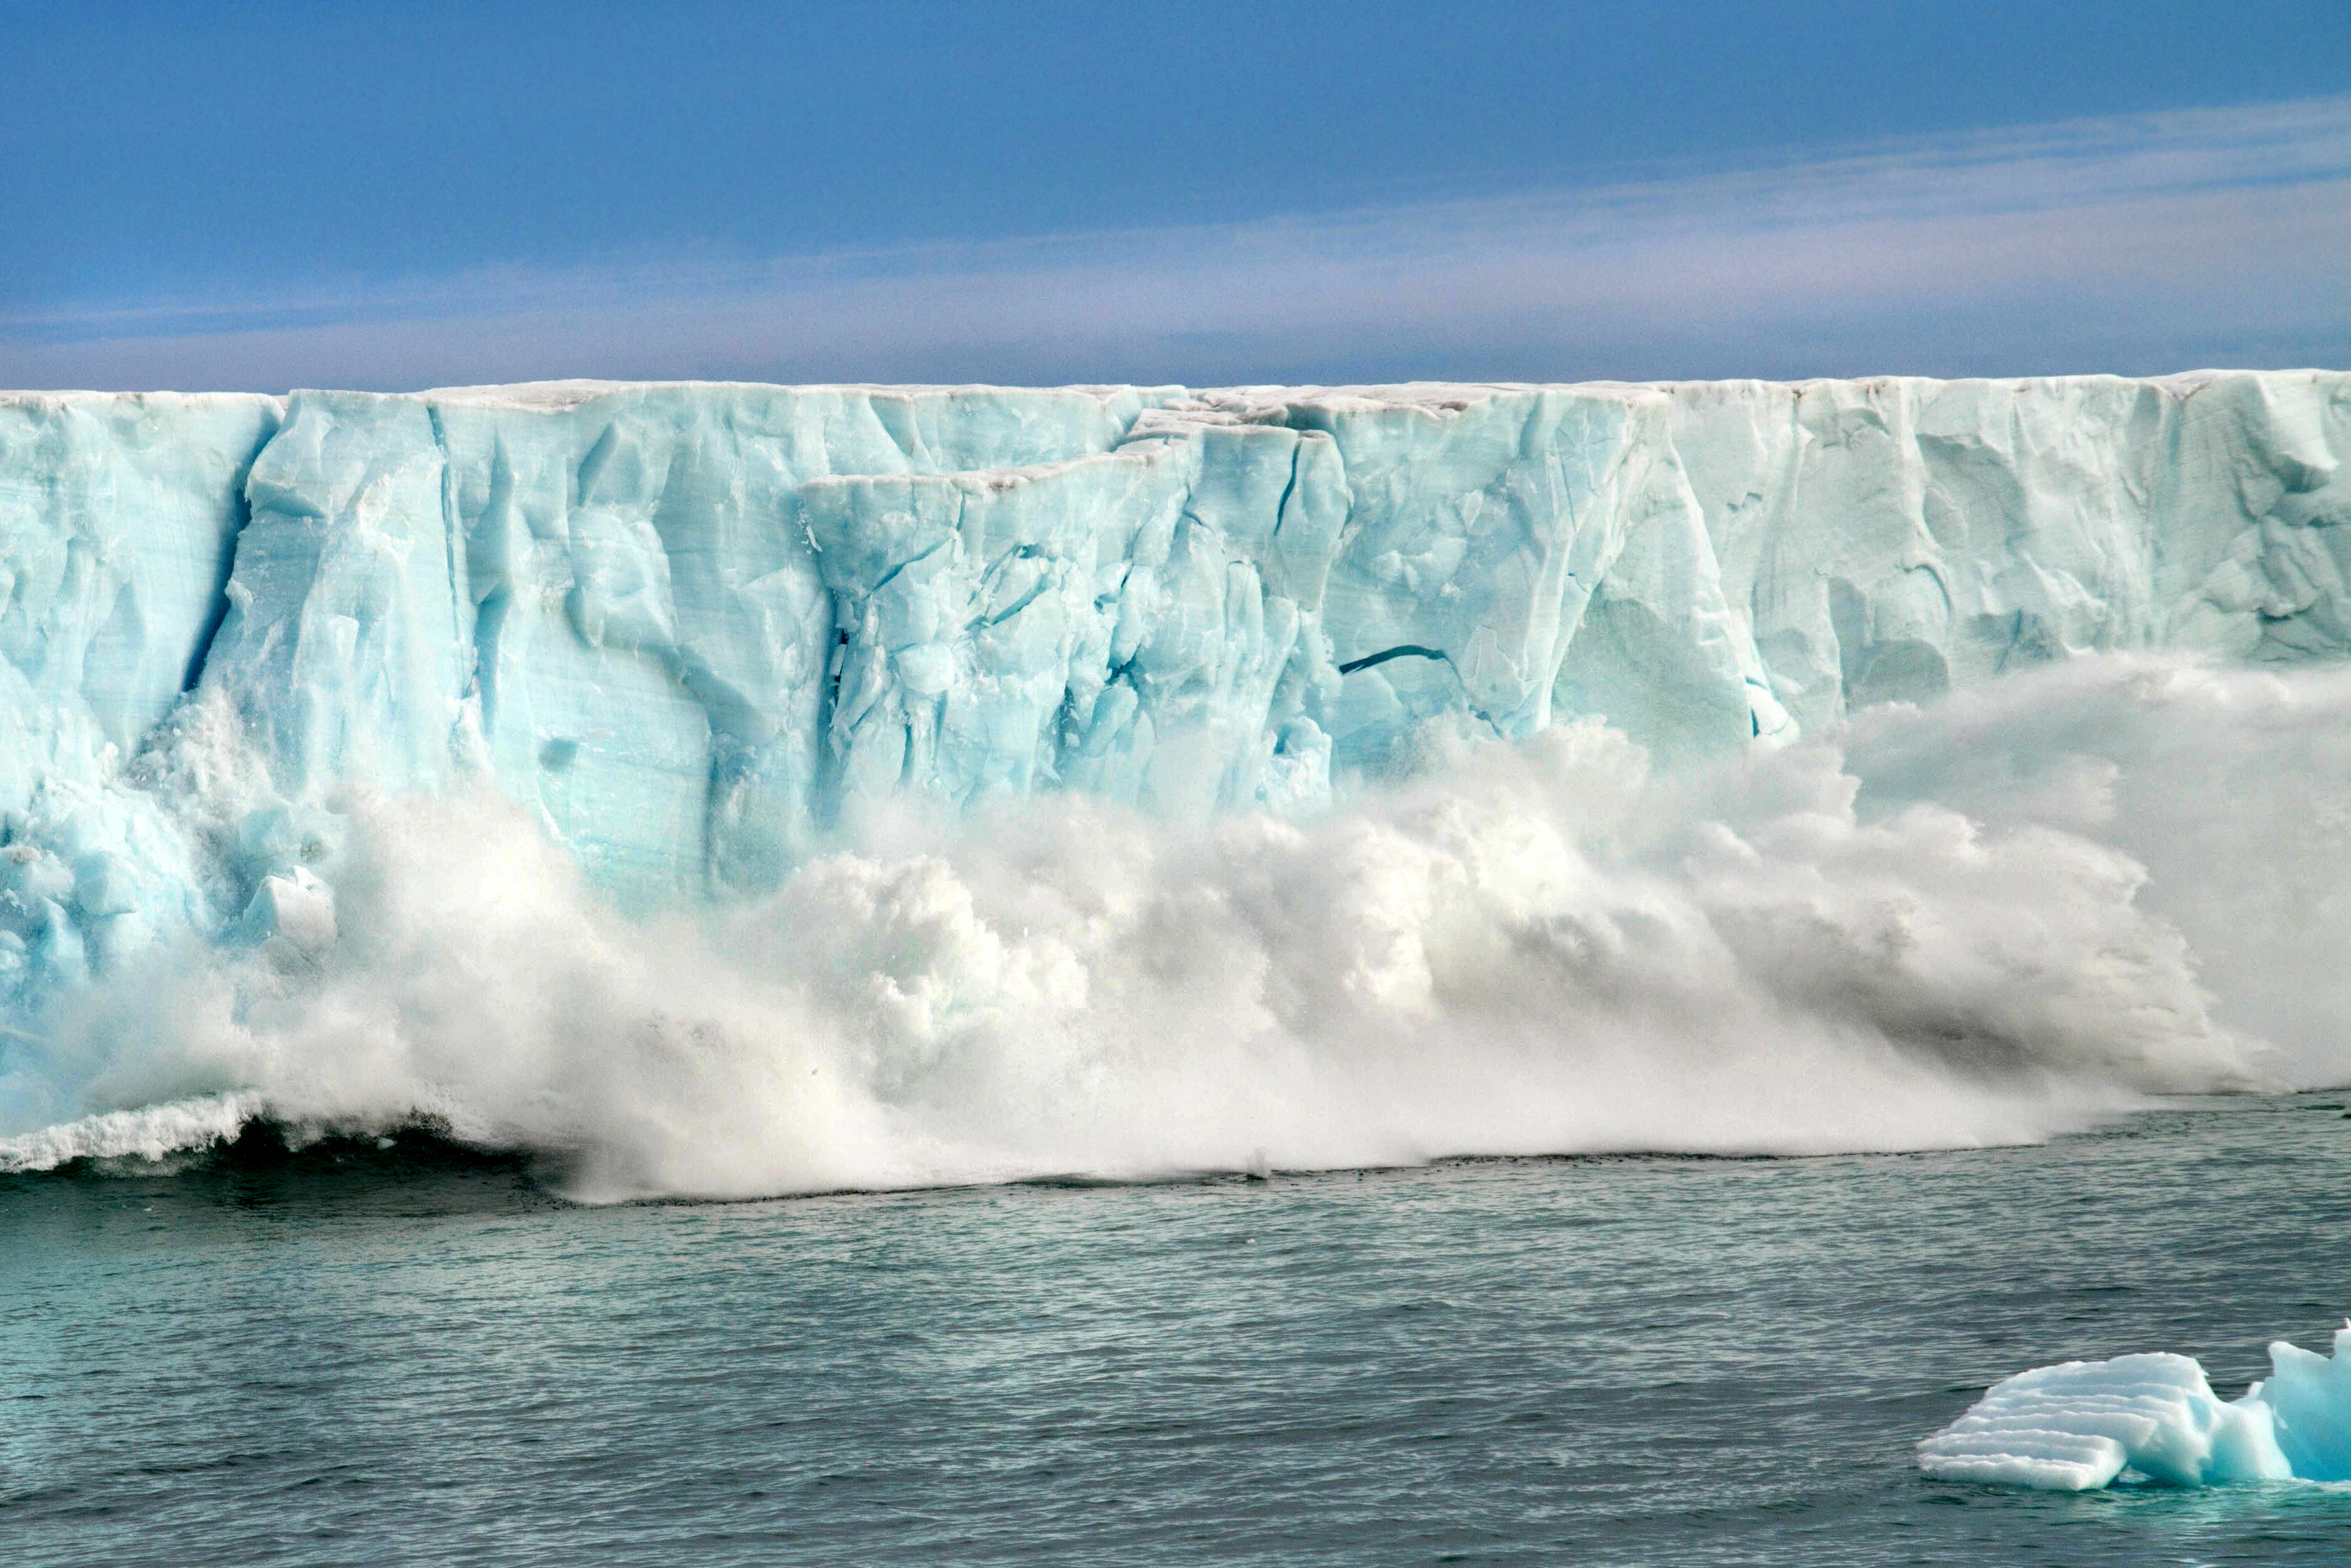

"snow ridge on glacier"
[0, 372, 2345, 1017]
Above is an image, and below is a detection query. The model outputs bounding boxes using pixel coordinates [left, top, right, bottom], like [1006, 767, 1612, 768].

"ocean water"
[7, 1094, 2350, 1566]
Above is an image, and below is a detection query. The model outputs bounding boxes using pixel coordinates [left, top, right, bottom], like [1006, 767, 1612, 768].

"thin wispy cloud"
[8, 97, 2347, 391]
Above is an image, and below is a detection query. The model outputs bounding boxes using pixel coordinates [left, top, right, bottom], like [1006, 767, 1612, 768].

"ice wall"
[1666, 374, 2351, 732]
[0, 393, 281, 997]
[0, 372, 2345, 1009]
[0, 392, 280, 801]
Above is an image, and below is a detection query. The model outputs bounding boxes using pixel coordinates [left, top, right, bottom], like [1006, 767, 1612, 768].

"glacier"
[2, 370, 2348, 1182]
[1920, 1326, 2351, 1489]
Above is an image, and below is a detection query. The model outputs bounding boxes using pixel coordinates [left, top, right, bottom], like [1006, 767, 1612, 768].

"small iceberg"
[1920, 1324, 2351, 1489]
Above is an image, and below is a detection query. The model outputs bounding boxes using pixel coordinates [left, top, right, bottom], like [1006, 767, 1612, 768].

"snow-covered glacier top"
[1, 372, 2345, 1010]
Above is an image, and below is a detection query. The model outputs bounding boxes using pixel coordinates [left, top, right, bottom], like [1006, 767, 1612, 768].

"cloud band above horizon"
[6, 96, 2347, 391]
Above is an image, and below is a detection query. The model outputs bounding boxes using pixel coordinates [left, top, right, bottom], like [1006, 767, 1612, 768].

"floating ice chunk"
[1920, 1327, 2351, 1488]
[2251, 1323, 2351, 1481]
[1918, 1352, 2289, 1488]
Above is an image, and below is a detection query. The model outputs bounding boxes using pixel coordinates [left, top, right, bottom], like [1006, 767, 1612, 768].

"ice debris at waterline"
[1920, 1325, 2351, 1489]
[1, 372, 2348, 1192]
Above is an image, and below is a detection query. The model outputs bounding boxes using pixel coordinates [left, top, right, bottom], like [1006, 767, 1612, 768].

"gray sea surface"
[5, 1095, 2350, 1565]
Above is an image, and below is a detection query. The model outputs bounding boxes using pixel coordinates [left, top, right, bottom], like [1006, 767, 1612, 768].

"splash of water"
[6, 655, 2344, 1199]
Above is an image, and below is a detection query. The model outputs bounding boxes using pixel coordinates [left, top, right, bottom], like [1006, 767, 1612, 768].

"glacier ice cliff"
[1920, 1326, 2351, 1489]
[1, 371, 2348, 1177]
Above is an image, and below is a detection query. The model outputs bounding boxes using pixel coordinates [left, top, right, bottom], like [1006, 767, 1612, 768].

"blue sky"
[4, 1, 2347, 389]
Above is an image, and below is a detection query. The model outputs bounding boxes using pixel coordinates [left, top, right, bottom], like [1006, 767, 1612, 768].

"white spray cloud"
[1846, 657, 2351, 1085]
[18, 653, 2341, 1199]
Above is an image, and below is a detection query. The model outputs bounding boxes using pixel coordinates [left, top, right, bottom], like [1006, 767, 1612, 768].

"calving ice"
[1, 373, 2348, 1193]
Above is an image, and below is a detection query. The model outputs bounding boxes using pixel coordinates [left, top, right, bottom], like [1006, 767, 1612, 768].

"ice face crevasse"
[0, 372, 2344, 1030]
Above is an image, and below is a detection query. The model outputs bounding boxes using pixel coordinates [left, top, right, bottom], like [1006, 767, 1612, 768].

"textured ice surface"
[0, 392, 281, 1002]
[1657, 374, 2351, 737]
[0, 371, 2345, 1028]
[1920, 1325, 2351, 1488]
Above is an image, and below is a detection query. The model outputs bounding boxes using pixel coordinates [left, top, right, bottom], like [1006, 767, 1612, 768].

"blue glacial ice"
[4, 370, 2348, 972]
[1, 371, 2348, 1179]
[1919, 1325, 2351, 1488]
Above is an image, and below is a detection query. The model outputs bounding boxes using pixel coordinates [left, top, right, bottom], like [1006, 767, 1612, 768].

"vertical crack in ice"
[1269, 439, 1302, 551]
[176, 411, 280, 695]
[423, 403, 473, 736]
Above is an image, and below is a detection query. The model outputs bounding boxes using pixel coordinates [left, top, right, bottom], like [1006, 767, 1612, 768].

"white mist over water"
[1846, 658, 2351, 1086]
[4, 654, 2345, 1199]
